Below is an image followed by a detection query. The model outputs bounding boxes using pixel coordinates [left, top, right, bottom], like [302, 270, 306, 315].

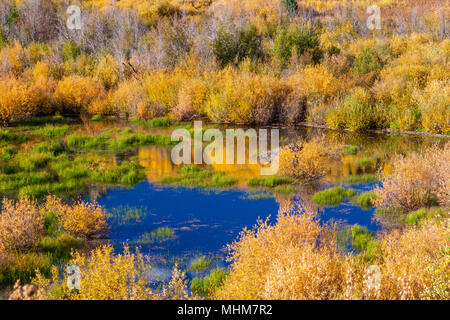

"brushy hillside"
[0, 0, 448, 133]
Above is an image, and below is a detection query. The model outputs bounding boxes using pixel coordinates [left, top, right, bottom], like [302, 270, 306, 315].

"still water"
[88, 123, 444, 268]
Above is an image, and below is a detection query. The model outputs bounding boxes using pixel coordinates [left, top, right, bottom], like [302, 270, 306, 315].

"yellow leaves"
[43, 196, 107, 239]
[172, 78, 208, 120]
[292, 64, 339, 98]
[0, 198, 43, 254]
[216, 203, 344, 299]
[374, 143, 450, 212]
[95, 54, 121, 89]
[0, 76, 34, 123]
[67, 245, 153, 300]
[56, 200, 107, 239]
[279, 136, 339, 181]
[54, 76, 105, 114]
[414, 79, 450, 134]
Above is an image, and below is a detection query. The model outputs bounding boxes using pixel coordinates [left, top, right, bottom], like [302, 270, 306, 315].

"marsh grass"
[136, 227, 175, 245]
[354, 158, 374, 168]
[33, 125, 69, 139]
[1, 146, 16, 161]
[0, 252, 52, 289]
[32, 142, 64, 155]
[108, 205, 152, 225]
[343, 145, 359, 155]
[131, 116, 172, 128]
[189, 256, 211, 272]
[272, 185, 297, 194]
[91, 162, 145, 186]
[403, 207, 447, 226]
[18, 153, 53, 172]
[191, 268, 228, 297]
[312, 187, 355, 206]
[0, 129, 25, 145]
[341, 174, 378, 184]
[353, 191, 377, 209]
[38, 234, 81, 261]
[247, 176, 296, 187]
[67, 131, 175, 151]
[158, 166, 238, 188]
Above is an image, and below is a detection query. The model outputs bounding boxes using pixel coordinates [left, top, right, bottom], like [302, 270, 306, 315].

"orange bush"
[56, 200, 107, 239]
[0, 76, 34, 123]
[54, 76, 106, 114]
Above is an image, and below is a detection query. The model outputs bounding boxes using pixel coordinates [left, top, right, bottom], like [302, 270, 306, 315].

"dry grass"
[374, 143, 450, 212]
[0, 198, 43, 253]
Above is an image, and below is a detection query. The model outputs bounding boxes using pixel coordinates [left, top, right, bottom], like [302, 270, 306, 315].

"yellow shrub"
[414, 80, 450, 134]
[56, 200, 107, 239]
[205, 69, 290, 124]
[54, 76, 105, 114]
[0, 198, 43, 253]
[216, 203, 345, 299]
[27, 61, 57, 115]
[172, 78, 208, 121]
[95, 54, 121, 89]
[374, 143, 450, 212]
[112, 79, 147, 118]
[279, 135, 340, 181]
[141, 71, 183, 119]
[0, 41, 27, 75]
[289, 65, 340, 124]
[65, 245, 153, 300]
[88, 92, 115, 116]
[0, 76, 34, 123]
[373, 221, 449, 300]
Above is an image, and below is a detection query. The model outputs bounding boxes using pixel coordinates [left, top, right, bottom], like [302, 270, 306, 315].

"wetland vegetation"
[0, 0, 448, 301]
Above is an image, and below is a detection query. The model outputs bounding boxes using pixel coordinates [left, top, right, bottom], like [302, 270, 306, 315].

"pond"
[86, 122, 444, 273]
[1, 119, 445, 275]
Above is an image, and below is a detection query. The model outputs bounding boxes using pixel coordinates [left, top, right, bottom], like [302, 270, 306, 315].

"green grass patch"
[91, 162, 145, 186]
[351, 225, 373, 251]
[18, 153, 52, 171]
[18, 184, 50, 199]
[353, 191, 377, 209]
[354, 158, 373, 168]
[32, 142, 64, 155]
[38, 234, 81, 261]
[343, 145, 359, 155]
[189, 256, 211, 272]
[108, 205, 152, 225]
[1, 146, 16, 161]
[403, 207, 447, 226]
[247, 176, 295, 187]
[191, 268, 228, 297]
[0, 171, 52, 191]
[158, 166, 238, 188]
[33, 125, 69, 139]
[312, 187, 355, 206]
[67, 133, 111, 150]
[272, 185, 297, 194]
[0, 129, 25, 145]
[341, 174, 378, 184]
[131, 117, 172, 128]
[135, 227, 175, 245]
[0, 252, 52, 289]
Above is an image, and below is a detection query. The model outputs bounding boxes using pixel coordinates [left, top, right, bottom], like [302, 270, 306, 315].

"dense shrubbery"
[374, 143, 449, 212]
[0, 0, 446, 132]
